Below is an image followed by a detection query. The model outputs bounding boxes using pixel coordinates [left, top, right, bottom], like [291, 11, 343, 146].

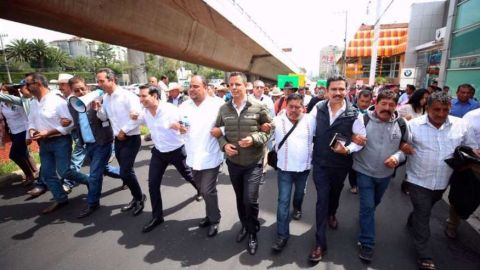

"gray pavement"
[0, 141, 479, 270]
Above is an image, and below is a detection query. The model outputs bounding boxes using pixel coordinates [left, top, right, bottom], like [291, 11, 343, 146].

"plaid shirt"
[406, 115, 478, 190]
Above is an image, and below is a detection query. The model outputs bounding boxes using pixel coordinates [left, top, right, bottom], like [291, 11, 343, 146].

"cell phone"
[329, 133, 347, 148]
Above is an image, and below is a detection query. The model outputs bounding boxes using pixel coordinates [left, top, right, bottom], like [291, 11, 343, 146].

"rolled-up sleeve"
[347, 114, 366, 153]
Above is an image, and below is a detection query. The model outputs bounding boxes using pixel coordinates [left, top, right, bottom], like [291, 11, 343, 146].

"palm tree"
[6, 38, 32, 63]
[46, 47, 71, 69]
[30, 39, 49, 70]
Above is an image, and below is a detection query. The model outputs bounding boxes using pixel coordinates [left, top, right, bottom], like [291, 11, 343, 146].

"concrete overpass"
[0, 0, 300, 81]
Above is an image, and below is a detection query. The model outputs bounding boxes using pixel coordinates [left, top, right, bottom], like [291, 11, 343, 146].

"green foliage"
[0, 152, 39, 176]
[140, 125, 149, 136]
[95, 43, 116, 66]
[375, 76, 390, 85]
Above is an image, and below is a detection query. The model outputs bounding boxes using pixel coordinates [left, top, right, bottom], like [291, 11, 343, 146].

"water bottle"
[182, 115, 190, 128]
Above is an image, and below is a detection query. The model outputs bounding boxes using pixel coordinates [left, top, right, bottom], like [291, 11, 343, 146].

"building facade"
[443, 0, 480, 99]
[343, 23, 408, 85]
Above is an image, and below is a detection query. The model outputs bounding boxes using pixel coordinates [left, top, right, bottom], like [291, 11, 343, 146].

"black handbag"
[267, 120, 299, 170]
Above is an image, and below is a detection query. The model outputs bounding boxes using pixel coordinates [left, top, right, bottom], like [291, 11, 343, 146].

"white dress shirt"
[274, 113, 316, 172]
[463, 108, 480, 144]
[253, 94, 275, 117]
[0, 102, 28, 134]
[179, 96, 224, 170]
[309, 100, 366, 153]
[406, 115, 478, 190]
[141, 102, 184, 152]
[97, 86, 142, 136]
[28, 92, 73, 135]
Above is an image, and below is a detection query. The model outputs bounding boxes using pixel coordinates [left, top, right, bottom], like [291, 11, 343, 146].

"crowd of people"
[1, 70, 479, 270]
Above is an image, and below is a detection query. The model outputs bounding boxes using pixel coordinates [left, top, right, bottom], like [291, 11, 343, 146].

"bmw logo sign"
[404, 70, 412, 77]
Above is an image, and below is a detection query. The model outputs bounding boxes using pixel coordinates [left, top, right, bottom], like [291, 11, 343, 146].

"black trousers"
[148, 146, 195, 219]
[226, 159, 263, 233]
[115, 135, 143, 201]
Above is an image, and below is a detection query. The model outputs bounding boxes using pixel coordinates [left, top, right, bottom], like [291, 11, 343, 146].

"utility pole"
[368, 0, 381, 86]
[343, 10, 348, 77]
[0, 34, 12, 84]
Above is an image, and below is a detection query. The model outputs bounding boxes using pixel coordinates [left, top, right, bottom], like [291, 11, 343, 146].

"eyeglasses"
[254, 86, 263, 89]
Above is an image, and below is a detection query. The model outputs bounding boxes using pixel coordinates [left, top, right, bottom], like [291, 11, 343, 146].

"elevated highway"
[0, 0, 300, 81]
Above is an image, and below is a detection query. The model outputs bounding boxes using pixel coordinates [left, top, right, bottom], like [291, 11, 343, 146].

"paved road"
[0, 141, 479, 270]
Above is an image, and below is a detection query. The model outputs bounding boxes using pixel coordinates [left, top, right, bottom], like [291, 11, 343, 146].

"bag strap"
[277, 119, 300, 151]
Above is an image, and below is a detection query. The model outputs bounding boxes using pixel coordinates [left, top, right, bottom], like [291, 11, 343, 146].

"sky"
[0, 0, 443, 77]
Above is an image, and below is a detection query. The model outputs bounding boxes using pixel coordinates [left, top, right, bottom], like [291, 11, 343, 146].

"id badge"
[102, 121, 110, 127]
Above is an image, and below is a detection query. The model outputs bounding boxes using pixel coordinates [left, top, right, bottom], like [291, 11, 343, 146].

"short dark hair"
[29, 72, 48, 87]
[139, 84, 159, 97]
[68, 75, 86, 88]
[376, 89, 398, 104]
[357, 89, 372, 99]
[406, 84, 416, 91]
[229, 72, 247, 84]
[96, 68, 116, 81]
[457, 83, 475, 95]
[427, 91, 450, 107]
[160, 75, 168, 81]
[286, 93, 303, 104]
[326, 76, 348, 89]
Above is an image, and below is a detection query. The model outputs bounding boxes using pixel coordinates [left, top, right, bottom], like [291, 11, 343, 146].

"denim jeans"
[39, 135, 88, 203]
[357, 172, 391, 248]
[84, 142, 113, 207]
[64, 139, 86, 188]
[115, 135, 143, 201]
[276, 169, 309, 240]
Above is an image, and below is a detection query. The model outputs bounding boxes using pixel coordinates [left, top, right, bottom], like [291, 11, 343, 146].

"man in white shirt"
[176, 75, 224, 237]
[406, 92, 477, 270]
[137, 85, 199, 233]
[96, 68, 146, 216]
[308, 76, 366, 262]
[26, 72, 89, 214]
[252, 80, 274, 117]
[271, 93, 316, 252]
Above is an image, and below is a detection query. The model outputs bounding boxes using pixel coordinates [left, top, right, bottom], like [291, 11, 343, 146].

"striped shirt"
[406, 115, 478, 190]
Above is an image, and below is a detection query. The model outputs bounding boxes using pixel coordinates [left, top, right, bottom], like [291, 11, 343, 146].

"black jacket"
[68, 105, 114, 146]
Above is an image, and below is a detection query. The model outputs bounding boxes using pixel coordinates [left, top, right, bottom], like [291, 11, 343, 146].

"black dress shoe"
[132, 194, 147, 216]
[247, 233, 258, 255]
[271, 238, 288, 252]
[207, 223, 219, 237]
[236, 226, 248, 242]
[142, 217, 164, 233]
[121, 198, 136, 212]
[77, 205, 99, 219]
[198, 217, 211, 228]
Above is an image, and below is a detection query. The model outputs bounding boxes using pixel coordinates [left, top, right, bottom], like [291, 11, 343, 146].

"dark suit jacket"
[68, 105, 114, 146]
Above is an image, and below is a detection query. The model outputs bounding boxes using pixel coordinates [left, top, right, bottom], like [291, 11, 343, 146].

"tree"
[71, 56, 95, 72]
[6, 38, 32, 63]
[46, 47, 72, 70]
[95, 43, 115, 66]
[29, 39, 49, 70]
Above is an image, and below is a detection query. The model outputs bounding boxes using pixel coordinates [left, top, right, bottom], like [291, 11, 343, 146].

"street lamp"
[0, 34, 12, 84]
